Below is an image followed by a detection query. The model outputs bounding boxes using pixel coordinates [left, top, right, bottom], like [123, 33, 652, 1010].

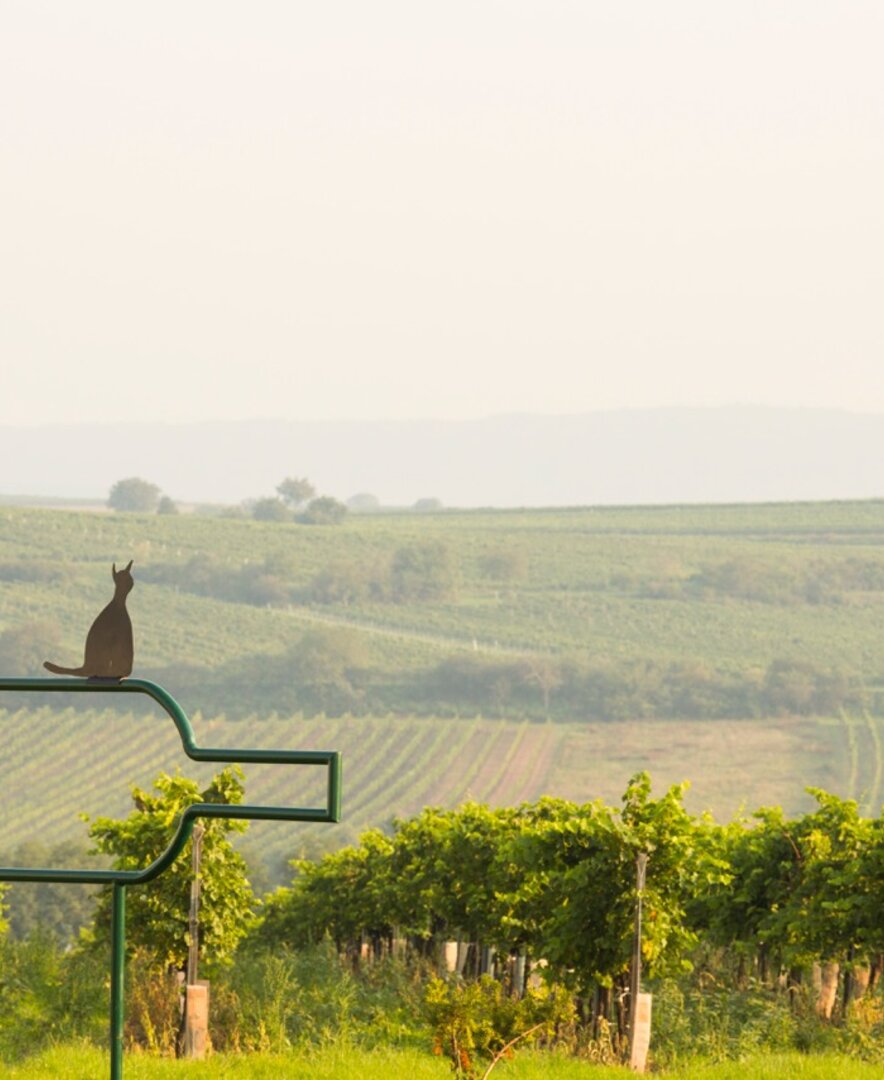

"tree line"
[106, 475, 350, 524]
[141, 632, 864, 722]
[0, 615, 867, 721]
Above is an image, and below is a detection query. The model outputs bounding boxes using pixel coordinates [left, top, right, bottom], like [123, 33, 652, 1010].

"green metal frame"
[0, 677, 342, 1078]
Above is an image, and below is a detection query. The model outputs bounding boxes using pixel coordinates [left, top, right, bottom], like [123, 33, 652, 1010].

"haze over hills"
[1, 406, 882, 508]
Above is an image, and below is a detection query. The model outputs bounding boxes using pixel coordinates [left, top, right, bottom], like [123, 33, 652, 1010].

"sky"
[2, 1, 883, 426]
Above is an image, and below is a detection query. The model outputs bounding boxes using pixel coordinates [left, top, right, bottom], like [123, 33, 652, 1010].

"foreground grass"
[6, 1047, 884, 1079]
[665, 1056, 884, 1078]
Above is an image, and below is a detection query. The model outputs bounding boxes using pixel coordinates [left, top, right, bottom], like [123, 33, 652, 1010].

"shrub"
[477, 549, 528, 583]
[300, 496, 348, 526]
[423, 975, 574, 1079]
[252, 497, 291, 522]
[108, 477, 161, 513]
[391, 542, 458, 602]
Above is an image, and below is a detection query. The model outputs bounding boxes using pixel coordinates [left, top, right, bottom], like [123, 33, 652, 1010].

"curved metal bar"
[0, 677, 342, 885]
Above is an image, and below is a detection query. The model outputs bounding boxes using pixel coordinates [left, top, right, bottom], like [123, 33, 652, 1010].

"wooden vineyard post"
[181, 985, 209, 1059]
[182, 824, 207, 1058]
[629, 992, 652, 1073]
[628, 851, 650, 1072]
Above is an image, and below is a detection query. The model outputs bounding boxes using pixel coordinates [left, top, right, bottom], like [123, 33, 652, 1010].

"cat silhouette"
[44, 561, 135, 679]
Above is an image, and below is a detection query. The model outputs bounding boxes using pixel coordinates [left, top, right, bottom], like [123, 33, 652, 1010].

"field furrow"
[505, 727, 563, 805]
[463, 724, 525, 802]
[342, 725, 434, 819]
[353, 722, 457, 822]
[482, 721, 531, 804]
[864, 712, 883, 815]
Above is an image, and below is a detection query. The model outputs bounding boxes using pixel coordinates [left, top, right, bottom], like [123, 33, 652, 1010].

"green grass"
[663, 1056, 884, 1079]
[5, 1046, 883, 1078]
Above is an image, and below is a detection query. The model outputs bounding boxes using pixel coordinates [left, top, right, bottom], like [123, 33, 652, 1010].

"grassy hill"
[2, 499, 884, 879]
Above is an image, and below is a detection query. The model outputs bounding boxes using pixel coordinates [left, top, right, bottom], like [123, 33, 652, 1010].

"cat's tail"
[43, 661, 87, 676]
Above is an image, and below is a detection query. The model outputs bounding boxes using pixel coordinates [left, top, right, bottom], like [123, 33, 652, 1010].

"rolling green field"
[4, 499, 884, 680]
[2, 500, 884, 877]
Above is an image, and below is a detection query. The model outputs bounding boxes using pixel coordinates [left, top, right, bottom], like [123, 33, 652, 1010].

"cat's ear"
[112, 562, 117, 578]
[125, 560, 133, 572]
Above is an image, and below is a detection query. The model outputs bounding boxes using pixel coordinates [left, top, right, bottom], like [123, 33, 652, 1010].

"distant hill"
[1, 406, 882, 507]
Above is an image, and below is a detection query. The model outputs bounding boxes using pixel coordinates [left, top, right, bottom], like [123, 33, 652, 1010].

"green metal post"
[110, 882, 126, 1080]
[329, 751, 342, 822]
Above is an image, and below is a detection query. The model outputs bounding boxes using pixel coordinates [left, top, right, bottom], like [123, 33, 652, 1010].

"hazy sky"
[2, 1, 883, 426]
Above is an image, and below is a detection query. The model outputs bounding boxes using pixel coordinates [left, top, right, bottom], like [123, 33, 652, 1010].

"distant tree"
[301, 496, 348, 525]
[290, 627, 370, 711]
[762, 659, 814, 714]
[252, 497, 290, 522]
[276, 476, 316, 508]
[346, 493, 380, 512]
[522, 656, 563, 718]
[177, 554, 225, 597]
[108, 477, 161, 513]
[309, 561, 373, 605]
[413, 497, 443, 512]
[391, 541, 458, 601]
[0, 619, 62, 675]
[260, 551, 300, 579]
[157, 495, 179, 515]
[236, 566, 290, 607]
[478, 547, 528, 583]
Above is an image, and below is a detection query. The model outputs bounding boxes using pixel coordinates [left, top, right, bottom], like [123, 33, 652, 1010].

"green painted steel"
[110, 883, 126, 1080]
[0, 676, 342, 1078]
[0, 677, 342, 884]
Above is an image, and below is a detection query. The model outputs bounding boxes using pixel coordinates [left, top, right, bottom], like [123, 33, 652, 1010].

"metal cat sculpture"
[44, 561, 134, 679]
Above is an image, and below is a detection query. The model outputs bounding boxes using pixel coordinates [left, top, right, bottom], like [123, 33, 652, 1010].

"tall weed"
[210, 942, 426, 1053]
[0, 932, 105, 1062]
[651, 977, 884, 1068]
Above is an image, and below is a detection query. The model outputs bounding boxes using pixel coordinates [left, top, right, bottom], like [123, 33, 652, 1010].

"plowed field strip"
[12, 720, 178, 825]
[362, 718, 482, 821]
[344, 726, 436, 819]
[354, 722, 456, 822]
[418, 723, 500, 807]
[842, 711, 859, 802]
[244, 719, 397, 796]
[505, 727, 563, 805]
[865, 712, 883, 815]
[481, 722, 532, 804]
[0, 708, 84, 776]
[456, 725, 514, 803]
[463, 725, 523, 801]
